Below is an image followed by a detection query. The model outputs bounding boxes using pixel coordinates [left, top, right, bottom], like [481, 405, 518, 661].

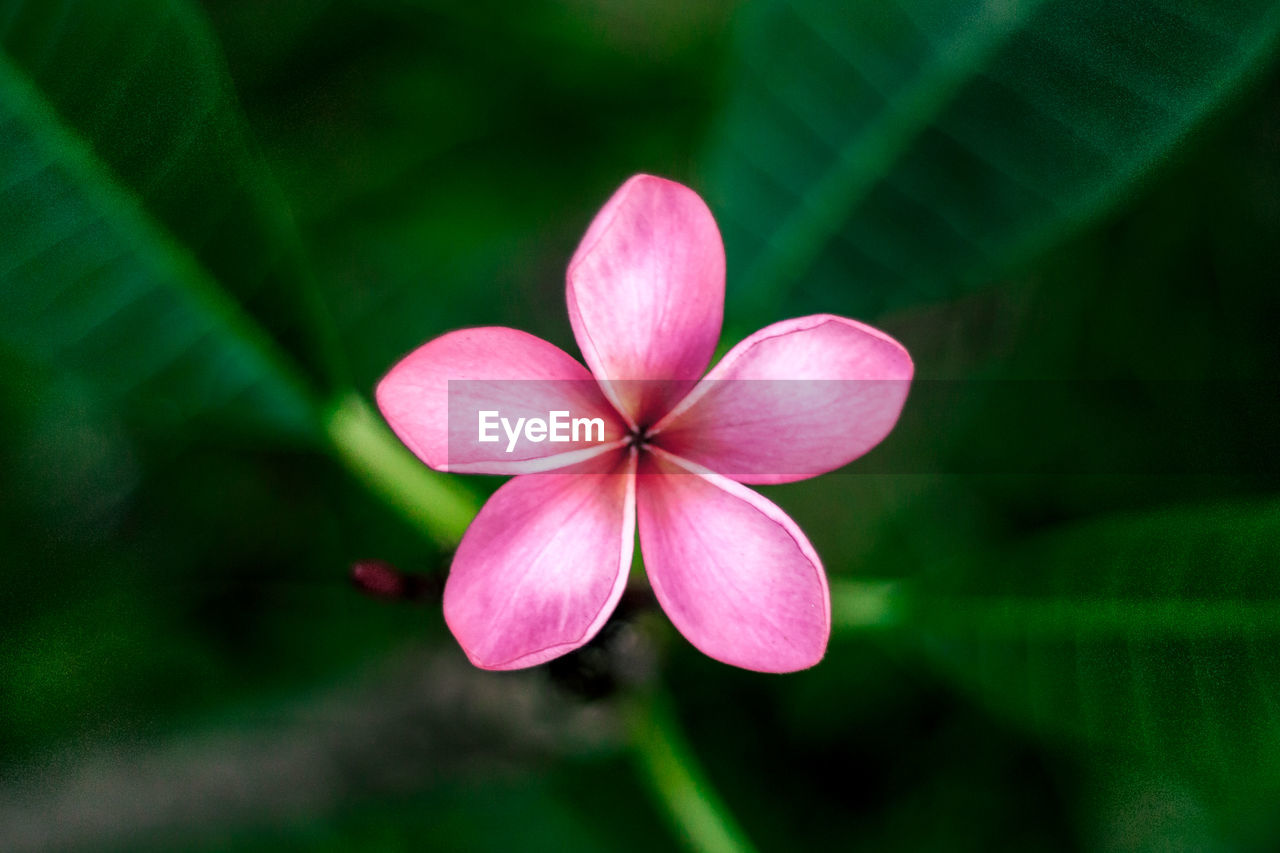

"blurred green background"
[3, 0, 1280, 850]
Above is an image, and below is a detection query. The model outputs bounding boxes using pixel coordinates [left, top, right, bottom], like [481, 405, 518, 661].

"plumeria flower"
[377, 175, 912, 673]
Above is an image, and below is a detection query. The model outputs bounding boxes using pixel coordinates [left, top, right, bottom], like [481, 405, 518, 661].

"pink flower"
[377, 175, 913, 673]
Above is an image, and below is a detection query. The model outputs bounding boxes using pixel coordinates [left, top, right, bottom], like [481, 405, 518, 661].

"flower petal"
[444, 450, 636, 670]
[442, 448, 637, 666]
[567, 174, 725, 427]
[650, 315, 913, 484]
[636, 449, 829, 672]
[376, 327, 627, 475]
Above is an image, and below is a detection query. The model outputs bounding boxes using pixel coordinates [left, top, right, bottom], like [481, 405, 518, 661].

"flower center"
[628, 422, 653, 450]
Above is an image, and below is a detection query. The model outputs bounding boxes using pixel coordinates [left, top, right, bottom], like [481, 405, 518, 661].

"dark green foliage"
[2, 0, 1280, 849]
[705, 0, 1280, 327]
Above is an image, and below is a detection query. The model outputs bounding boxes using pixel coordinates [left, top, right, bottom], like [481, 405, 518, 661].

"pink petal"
[567, 174, 725, 428]
[444, 450, 636, 670]
[376, 327, 627, 475]
[650, 315, 913, 484]
[636, 449, 829, 672]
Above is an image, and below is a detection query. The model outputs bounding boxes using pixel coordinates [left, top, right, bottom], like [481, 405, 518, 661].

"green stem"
[913, 596, 1280, 639]
[629, 691, 759, 853]
[324, 393, 479, 549]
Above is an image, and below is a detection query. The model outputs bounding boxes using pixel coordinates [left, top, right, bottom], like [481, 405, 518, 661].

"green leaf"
[705, 0, 1280, 319]
[0, 1, 322, 435]
[905, 498, 1280, 814]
